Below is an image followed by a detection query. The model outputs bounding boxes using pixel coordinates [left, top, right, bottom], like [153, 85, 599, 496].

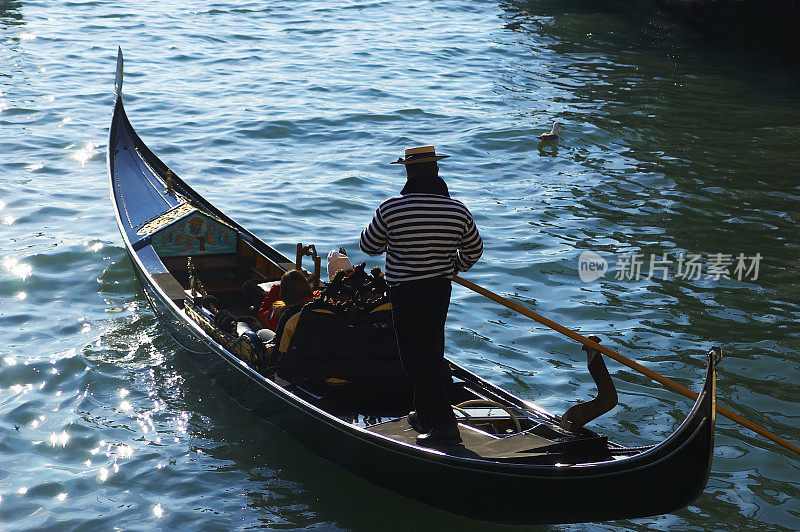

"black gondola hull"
[108, 57, 716, 524]
[125, 249, 716, 523]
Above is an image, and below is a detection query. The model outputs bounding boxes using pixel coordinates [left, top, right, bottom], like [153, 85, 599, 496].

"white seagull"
[538, 121, 559, 141]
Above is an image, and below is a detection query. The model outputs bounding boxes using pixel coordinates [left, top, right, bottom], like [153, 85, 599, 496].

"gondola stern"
[662, 346, 719, 457]
[695, 346, 721, 490]
[587, 346, 719, 523]
[655, 345, 720, 514]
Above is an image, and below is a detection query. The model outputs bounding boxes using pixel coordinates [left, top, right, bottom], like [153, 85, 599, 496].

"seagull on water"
[538, 121, 559, 141]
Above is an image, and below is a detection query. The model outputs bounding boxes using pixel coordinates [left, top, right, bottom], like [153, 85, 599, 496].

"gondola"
[108, 50, 716, 525]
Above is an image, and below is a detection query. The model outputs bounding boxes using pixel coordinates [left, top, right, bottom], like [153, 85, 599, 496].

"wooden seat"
[163, 253, 254, 293]
[152, 272, 187, 301]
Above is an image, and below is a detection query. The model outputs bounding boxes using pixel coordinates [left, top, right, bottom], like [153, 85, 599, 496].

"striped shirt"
[360, 193, 483, 284]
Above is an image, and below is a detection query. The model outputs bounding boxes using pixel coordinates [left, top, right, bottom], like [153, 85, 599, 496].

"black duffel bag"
[278, 304, 408, 390]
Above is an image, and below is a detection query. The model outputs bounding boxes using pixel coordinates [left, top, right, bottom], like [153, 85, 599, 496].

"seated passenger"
[244, 248, 352, 346]
[265, 269, 313, 323]
[242, 269, 315, 335]
[267, 269, 317, 349]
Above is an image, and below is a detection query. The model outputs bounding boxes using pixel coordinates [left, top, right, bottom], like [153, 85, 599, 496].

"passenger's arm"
[271, 304, 300, 356]
[257, 284, 282, 330]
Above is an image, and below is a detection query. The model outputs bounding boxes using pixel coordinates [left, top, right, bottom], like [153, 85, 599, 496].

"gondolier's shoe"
[416, 425, 462, 448]
[407, 411, 432, 433]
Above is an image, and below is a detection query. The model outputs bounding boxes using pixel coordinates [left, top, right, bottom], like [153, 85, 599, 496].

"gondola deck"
[367, 418, 614, 464]
[108, 49, 716, 525]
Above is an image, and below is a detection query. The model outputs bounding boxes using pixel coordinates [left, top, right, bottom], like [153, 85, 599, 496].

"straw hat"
[390, 146, 450, 165]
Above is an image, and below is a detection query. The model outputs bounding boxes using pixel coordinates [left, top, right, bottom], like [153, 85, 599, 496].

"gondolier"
[360, 146, 483, 447]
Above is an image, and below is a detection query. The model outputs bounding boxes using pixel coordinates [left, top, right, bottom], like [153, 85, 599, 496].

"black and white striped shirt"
[360, 193, 483, 284]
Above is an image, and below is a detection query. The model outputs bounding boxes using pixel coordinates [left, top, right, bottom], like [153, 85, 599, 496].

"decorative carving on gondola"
[235, 331, 269, 369]
[136, 202, 195, 235]
[164, 169, 175, 194]
[295, 243, 322, 289]
[183, 259, 272, 372]
[187, 257, 207, 298]
[184, 302, 270, 371]
[560, 335, 618, 433]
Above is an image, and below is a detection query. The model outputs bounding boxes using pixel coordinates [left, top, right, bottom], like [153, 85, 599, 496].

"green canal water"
[1, 0, 799, 529]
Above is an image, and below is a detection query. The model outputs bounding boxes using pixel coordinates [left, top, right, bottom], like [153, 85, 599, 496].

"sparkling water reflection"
[1, 0, 799, 529]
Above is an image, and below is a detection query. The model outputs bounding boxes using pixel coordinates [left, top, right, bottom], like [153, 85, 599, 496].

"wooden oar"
[453, 274, 800, 457]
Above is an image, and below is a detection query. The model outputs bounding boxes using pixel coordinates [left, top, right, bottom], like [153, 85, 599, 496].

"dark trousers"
[388, 277, 456, 430]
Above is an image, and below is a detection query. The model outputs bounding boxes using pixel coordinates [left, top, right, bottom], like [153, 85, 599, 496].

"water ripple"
[1, 0, 799, 529]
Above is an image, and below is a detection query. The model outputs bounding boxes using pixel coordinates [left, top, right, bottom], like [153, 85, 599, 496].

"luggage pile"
[277, 264, 407, 390]
[316, 263, 390, 314]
